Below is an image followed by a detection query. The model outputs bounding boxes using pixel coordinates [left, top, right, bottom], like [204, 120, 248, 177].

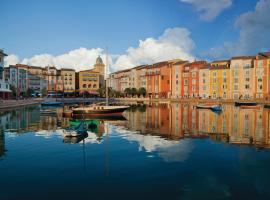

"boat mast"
[105, 48, 109, 106]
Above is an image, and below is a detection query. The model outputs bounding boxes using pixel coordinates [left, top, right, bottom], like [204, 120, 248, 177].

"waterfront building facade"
[254, 52, 270, 99]
[76, 70, 100, 94]
[0, 49, 11, 99]
[182, 61, 206, 98]
[171, 61, 187, 98]
[230, 56, 255, 100]
[209, 65, 230, 99]
[56, 68, 76, 93]
[199, 64, 210, 99]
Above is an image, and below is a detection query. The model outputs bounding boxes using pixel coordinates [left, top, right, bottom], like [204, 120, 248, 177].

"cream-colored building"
[56, 68, 75, 93]
[230, 56, 255, 100]
[171, 61, 187, 98]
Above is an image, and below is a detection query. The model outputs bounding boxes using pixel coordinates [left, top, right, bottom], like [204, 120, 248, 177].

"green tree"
[131, 88, 137, 97]
[124, 87, 132, 97]
[138, 87, 146, 97]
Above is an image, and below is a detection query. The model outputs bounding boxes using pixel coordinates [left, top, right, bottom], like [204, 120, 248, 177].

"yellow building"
[76, 70, 100, 94]
[209, 65, 230, 99]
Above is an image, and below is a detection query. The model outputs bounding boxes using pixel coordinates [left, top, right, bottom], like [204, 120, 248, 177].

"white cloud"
[4, 27, 195, 73]
[113, 27, 195, 70]
[234, 0, 270, 55]
[5, 47, 111, 72]
[203, 0, 270, 59]
[4, 54, 20, 67]
[180, 0, 232, 21]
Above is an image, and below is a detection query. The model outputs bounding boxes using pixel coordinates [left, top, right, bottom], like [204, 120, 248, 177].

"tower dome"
[96, 55, 103, 65]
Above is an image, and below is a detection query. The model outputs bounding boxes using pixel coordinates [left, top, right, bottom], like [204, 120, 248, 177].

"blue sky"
[1, 0, 268, 71]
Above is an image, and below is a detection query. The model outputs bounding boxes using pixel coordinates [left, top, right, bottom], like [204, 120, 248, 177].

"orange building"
[146, 61, 177, 98]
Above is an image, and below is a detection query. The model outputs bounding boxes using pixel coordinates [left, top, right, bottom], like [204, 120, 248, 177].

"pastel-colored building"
[254, 52, 270, 99]
[209, 65, 230, 99]
[199, 64, 210, 99]
[146, 61, 172, 98]
[0, 49, 10, 99]
[171, 61, 188, 98]
[57, 68, 76, 93]
[76, 70, 100, 94]
[230, 56, 255, 100]
[182, 61, 206, 98]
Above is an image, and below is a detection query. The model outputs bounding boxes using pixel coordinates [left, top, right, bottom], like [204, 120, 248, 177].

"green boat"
[69, 119, 100, 133]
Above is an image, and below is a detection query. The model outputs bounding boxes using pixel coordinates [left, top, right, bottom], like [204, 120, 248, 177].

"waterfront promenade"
[0, 99, 42, 110]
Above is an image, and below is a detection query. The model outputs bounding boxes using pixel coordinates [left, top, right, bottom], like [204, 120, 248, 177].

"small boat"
[72, 105, 129, 117]
[235, 102, 257, 107]
[240, 105, 261, 109]
[41, 102, 63, 106]
[63, 121, 87, 137]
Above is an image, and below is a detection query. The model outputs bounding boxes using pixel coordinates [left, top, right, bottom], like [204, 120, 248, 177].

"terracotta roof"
[173, 60, 189, 65]
[257, 52, 270, 58]
[212, 59, 230, 63]
[209, 65, 229, 70]
[61, 68, 75, 71]
[231, 55, 255, 60]
[200, 64, 211, 69]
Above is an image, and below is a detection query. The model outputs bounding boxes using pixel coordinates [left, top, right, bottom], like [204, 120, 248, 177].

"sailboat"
[72, 51, 129, 118]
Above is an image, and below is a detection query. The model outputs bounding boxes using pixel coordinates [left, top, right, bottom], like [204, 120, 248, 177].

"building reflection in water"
[1, 103, 270, 150]
[123, 103, 270, 148]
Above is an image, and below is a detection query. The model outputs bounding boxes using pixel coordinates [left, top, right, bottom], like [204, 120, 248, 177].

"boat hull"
[235, 102, 257, 107]
[41, 102, 63, 106]
[72, 107, 128, 115]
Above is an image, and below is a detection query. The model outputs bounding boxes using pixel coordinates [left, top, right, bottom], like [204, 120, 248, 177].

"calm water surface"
[1, 103, 270, 200]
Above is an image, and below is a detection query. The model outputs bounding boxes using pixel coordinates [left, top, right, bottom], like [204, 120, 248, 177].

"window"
[93, 84, 97, 88]
[83, 84, 87, 88]
[245, 85, 249, 89]
[234, 85, 238, 90]
[203, 79, 206, 83]
[176, 80, 178, 85]
[88, 84, 91, 88]
[184, 79, 188, 85]
[167, 80, 170, 84]
[246, 78, 250, 82]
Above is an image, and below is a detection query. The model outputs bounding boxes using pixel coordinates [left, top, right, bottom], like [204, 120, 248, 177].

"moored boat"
[41, 101, 63, 106]
[63, 121, 87, 137]
[72, 105, 129, 117]
[235, 102, 257, 107]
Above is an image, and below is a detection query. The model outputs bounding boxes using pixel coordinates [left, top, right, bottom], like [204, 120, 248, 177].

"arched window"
[88, 84, 91, 88]
[83, 84, 87, 88]
[93, 84, 97, 88]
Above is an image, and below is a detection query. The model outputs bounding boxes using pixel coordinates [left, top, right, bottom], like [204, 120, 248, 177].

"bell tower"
[94, 55, 105, 75]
